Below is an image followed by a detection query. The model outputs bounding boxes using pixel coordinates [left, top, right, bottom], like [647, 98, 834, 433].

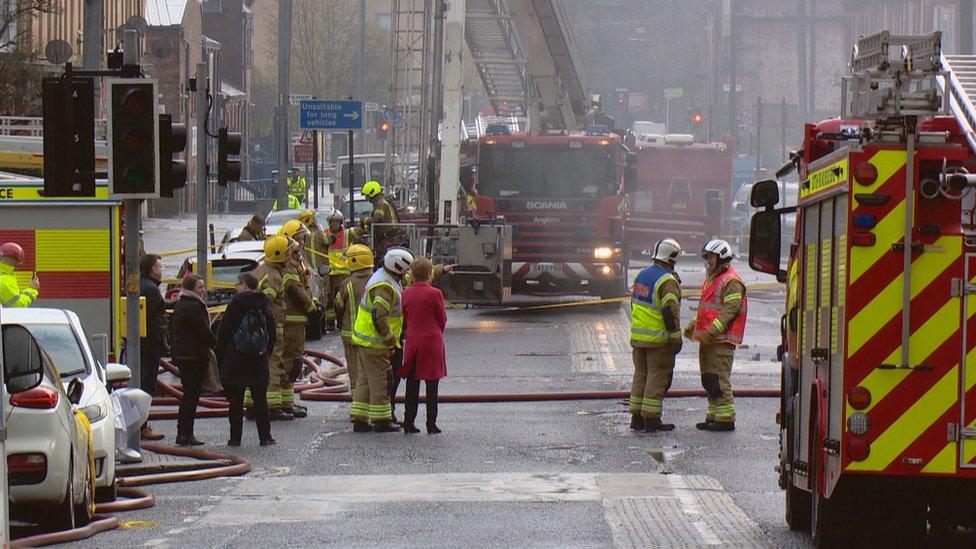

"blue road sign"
[300, 100, 363, 130]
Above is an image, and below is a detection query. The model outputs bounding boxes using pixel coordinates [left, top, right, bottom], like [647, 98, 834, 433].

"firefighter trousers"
[700, 343, 735, 423]
[246, 324, 286, 410]
[324, 274, 345, 323]
[281, 323, 306, 407]
[350, 346, 392, 424]
[341, 336, 359, 393]
[630, 347, 675, 420]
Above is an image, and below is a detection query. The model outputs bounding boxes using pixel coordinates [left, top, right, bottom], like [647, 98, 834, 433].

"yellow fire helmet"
[362, 180, 383, 198]
[298, 209, 317, 226]
[263, 235, 290, 264]
[344, 244, 374, 271]
[279, 219, 309, 239]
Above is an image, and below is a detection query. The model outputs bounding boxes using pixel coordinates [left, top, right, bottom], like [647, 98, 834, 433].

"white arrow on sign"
[343, 111, 360, 121]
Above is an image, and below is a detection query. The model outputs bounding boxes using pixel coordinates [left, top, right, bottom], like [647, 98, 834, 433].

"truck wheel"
[812, 489, 843, 547]
[785, 483, 811, 532]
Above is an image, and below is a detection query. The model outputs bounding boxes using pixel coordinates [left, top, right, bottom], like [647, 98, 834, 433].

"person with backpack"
[217, 272, 278, 446]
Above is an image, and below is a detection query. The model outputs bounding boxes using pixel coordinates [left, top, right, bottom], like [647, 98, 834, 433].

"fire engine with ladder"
[749, 31, 976, 545]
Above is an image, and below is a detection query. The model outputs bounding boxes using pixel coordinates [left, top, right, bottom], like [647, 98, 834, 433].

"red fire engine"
[625, 135, 732, 255]
[471, 129, 630, 302]
[749, 32, 976, 545]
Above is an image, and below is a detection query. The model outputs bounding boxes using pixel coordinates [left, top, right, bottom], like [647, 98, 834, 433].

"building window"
[375, 12, 392, 30]
[0, 0, 17, 53]
[202, 0, 223, 15]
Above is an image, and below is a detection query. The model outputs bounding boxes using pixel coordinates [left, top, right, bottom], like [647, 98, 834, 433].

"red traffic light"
[379, 120, 390, 133]
[692, 112, 704, 124]
[108, 79, 158, 197]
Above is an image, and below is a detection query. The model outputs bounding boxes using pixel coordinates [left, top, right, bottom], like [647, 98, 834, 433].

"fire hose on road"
[10, 443, 251, 547]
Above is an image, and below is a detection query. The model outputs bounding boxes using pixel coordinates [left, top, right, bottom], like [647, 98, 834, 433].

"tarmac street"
[83, 228, 824, 547]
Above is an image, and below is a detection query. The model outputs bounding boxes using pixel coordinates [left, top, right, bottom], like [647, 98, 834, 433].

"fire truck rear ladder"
[940, 54, 976, 156]
[846, 31, 951, 371]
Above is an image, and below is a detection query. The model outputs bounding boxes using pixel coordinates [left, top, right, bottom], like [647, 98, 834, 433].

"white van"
[334, 153, 397, 193]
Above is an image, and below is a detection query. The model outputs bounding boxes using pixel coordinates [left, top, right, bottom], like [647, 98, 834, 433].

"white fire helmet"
[383, 247, 415, 275]
[651, 238, 682, 265]
[701, 239, 734, 261]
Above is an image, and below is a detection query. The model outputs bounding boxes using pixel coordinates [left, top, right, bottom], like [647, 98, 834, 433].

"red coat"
[397, 281, 447, 380]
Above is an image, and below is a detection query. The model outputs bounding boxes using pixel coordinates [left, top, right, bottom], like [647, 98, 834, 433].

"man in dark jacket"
[139, 254, 166, 441]
[216, 273, 277, 446]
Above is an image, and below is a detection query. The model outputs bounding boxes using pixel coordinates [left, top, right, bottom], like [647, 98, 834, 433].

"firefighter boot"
[352, 420, 372, 433]
[630, 414, 645, 431]
[269, 409, 294, 421]
[706, 421, 735, 432]
[372, 420, 401, 433]
[644, 418, 675, 432]
[695, 420, 714, 430]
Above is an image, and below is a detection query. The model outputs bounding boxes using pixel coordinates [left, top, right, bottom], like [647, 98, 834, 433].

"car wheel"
[75, 458, 95, 526]
[42, 455, 75, 532]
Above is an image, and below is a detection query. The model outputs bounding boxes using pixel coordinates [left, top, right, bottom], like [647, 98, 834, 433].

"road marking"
[193, 472, 768, 547]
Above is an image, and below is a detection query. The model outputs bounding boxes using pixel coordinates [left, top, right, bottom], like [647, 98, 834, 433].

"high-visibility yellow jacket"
[0, 263, 37, 307]
[351, 269, 403, 349]
[630, 262, 681, 346]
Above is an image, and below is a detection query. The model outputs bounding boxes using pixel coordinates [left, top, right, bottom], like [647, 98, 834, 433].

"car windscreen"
[25, 324, 89, 378]
[478, 146, 615, 199]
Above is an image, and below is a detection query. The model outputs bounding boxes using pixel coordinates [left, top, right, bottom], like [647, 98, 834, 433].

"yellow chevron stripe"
[850, 201, 905, 285]
[861, 150, 909, 194]
[847, 365, 958, 471]
[853, 298, 961, 416]
[921, 443, 957, 474]
[35, 229, 110, 271]
[847, 236, 961, 358]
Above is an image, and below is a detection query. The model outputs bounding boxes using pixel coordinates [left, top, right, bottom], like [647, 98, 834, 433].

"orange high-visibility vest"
[694, 265, 747, 345]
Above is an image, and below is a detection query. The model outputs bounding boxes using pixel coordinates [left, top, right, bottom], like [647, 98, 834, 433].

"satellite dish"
[45, 39, 73, 65]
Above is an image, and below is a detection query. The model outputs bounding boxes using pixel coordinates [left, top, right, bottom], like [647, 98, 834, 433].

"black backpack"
[233, 306, 269, 356]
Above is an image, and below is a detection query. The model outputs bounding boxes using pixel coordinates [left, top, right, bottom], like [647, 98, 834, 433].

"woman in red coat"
[397, 257, 447, 434]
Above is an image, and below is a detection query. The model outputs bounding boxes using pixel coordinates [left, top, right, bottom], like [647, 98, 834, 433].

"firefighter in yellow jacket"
[684, 239, 747, 432]
[333, 244, 374, 393]
[350, 247, 414, 433]
[322, 211, 364, 330]
[630, 238, 683, 432]
[255, 236, 290, 419]
[360, 180, 402, 261]
[0, 242, 38, 307]
[280, 237, 317, 419]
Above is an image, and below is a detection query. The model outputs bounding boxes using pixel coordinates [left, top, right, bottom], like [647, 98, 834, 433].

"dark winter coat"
[216, 290, 277, 387]
[396, 281, 447, 381]
[169, 291, 216, 361]
[139, 275, 166, 355]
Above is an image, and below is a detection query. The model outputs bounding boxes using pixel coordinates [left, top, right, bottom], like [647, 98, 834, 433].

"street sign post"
[300, 99, 364, 130]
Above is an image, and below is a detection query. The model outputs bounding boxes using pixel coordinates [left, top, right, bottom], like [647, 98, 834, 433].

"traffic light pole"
[121, 29, 142, 452]
[196, 60, 210, 290]
[312, 130, 319, 209]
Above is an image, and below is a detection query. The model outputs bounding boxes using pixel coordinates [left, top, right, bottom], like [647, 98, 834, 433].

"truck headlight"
[593, 246, 614, 260]
[81, 402, 108, 423]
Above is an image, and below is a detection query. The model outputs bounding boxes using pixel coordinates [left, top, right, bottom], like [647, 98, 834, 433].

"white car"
[3, 308, 124, 502]
[2, 322, 95, 531]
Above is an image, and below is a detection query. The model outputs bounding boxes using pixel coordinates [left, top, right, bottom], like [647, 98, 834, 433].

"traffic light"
[692, 112, 704, 125]
[108, 78, 159, 197]
[217, 127, 242, 187]
[377, 118, 391, 139]
[158, 114, 187, 198]
[42, 77, 95, 197]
